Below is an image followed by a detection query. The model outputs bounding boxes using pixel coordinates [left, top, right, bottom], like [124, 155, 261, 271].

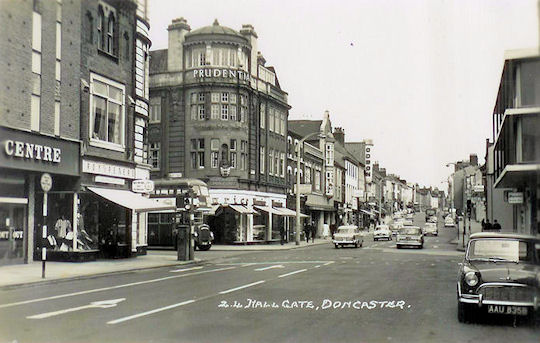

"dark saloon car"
[457, 232, 540, 323]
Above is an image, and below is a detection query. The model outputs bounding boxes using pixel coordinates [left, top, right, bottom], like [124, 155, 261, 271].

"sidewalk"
[451, 218, 483, 251]
[0, 238, 330, 289]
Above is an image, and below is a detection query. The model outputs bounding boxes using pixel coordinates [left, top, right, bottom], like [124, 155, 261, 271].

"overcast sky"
[148, 0, 538, 189]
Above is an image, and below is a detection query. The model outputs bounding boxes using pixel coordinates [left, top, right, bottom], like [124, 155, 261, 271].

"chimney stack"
[167, 17, 191, 72]
[334, 127, 345, 145]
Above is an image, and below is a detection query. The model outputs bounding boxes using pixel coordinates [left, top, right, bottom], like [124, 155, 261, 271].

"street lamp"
[295, 131, 323, 245]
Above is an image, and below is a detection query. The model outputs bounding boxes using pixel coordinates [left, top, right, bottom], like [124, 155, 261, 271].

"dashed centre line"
[107, 300, 196, 325]
[219, 281, 266, 294]
[278, 269, 307, 278]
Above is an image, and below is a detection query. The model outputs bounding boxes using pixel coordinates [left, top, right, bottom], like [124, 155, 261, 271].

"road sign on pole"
[40, 173, 52, 279]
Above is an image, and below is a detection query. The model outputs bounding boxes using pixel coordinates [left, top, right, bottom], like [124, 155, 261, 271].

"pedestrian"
[493, 220, 502, 231]
[303, 223, 310, 243]
[310, 221, 316, 243]
[279, 226, 285, 245]
[481, 219, 485, 231]
[485, 219, 492, 231]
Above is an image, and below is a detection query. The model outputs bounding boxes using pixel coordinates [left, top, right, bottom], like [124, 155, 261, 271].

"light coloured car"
[402, 219, 413, 226]
[373, 225, 391, 241]
[424, 222, 438, 236]
[406, 213, 414, 220]
[444, 216, 455, 227]
[396, 226, 424, 249]
[428, 216, 438, 224]
[333, 225, 363, 249]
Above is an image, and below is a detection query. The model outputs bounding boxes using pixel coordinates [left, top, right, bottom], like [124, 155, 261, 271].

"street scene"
[1, 0, 540, 342]
[1, 212, 539, 343]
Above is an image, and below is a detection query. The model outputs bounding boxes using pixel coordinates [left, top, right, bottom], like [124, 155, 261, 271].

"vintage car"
[373, 225, 392, 241]
[193, 224, 214, 251]
[424, 222, 438, 236]
[428, 216, 438, 224]
[396, 226, 424, 249]
[457, 232, 540, 323]
[389, 221, 403, 236]
[333, 225, 363, 248]
[444, 216, 455, 227]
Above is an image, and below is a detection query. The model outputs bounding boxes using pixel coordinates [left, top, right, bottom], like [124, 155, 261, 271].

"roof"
[288, 120, 322, 140]
[150, 49, 168, 73]
[186, 19, 245, 40]
[469, 232, 540, 241]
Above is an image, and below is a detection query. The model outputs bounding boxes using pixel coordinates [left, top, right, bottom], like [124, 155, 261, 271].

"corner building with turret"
[149, 18, 291, 244]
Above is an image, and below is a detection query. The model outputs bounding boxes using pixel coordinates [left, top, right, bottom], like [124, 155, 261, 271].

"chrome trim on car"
[458, 282, 536, 308]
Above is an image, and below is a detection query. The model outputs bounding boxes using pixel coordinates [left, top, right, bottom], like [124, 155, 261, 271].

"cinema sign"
[193, 68, 250, 81]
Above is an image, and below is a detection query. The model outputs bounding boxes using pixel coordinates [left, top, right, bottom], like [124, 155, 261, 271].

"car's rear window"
[400, 228, 421, 235]
[468, 239, 532, 262]
[337, 228, 356, 234]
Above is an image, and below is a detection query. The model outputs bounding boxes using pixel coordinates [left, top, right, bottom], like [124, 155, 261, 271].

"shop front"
[80, 159, 172, 259]
[0, 126, 80, 266]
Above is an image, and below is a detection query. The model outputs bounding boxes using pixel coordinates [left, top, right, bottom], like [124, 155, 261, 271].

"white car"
[396, 226, 424, 249]
[423, 222, 438, 236]
[332, 225, 363, 248]
[373, 225, 391, 241]
[444, 216, 455, 227]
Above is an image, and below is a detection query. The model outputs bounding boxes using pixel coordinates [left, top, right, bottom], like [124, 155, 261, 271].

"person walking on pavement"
[310, 221, 316, 243]
[303, 222, 310, 243]
[493, 220, 502, 231]
[279, 225, 285, 245]
[485, 219, 493, 231]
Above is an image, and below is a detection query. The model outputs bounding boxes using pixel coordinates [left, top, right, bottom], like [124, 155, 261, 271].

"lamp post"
[295, 132, 322, 245]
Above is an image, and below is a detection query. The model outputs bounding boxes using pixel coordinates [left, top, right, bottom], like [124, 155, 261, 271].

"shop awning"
[88, 187, 175, 212]
[361, 209, 375, 216]
[254, 205, 283, 215]
[229, 204, 259, 215]
[273, 207, 309, 218]
[207, 205, 221, 215]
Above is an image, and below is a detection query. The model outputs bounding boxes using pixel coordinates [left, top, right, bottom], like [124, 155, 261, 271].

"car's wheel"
[396, 245, 402, 249]
[335, 244, 339, 249]
[198, 244, 211, 251]
[419, 244, 423, 249]
[354, 242, 359, 248]
[457, 302, 472, 323]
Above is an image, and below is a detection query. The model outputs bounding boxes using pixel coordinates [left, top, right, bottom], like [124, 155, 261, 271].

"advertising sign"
[507, 192, 524, 204]
[132, 179, 155, 193]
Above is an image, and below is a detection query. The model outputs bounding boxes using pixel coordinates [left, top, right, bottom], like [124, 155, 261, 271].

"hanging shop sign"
[132, 179, 155, 193]
[507, 192, 524, 204]
[0, 126, 79, 176]
[82, 159, 136, 179]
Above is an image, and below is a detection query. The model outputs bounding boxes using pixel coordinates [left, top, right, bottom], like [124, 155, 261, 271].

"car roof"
[469, 232, 540, 241]
[400, 226, 420, 230]
[337, 225, 358, 230]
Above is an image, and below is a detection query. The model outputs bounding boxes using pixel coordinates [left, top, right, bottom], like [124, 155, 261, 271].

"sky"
[148, 0, 539, 189]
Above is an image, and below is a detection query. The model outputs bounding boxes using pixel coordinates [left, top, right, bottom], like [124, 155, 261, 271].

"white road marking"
[278, 269, 307, 278]
[0, 267, 235, 309]
[323, 261, 335, 266]
[433, 245, 439, 249]
[169, 266, 204, 273]
[28, 298, 125, 319]
[254, 265, 285, 271]
[219, 281, 266, 294]
[314, 265, 321, 268]
[217, 261, 332, 266]
[107, 300, 196, 325]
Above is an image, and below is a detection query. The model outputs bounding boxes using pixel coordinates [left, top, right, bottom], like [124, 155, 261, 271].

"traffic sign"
[40, 173, 52, 192]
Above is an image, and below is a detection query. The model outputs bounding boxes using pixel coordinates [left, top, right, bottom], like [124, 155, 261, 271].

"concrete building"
[149, 18, 291, 244]
[488, 48, 540, 235]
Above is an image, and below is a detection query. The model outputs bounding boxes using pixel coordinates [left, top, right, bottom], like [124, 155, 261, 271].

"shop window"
[90, 74, 125, 151]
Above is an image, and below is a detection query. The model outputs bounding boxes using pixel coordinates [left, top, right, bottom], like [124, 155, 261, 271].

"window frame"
[89, 73, 126, 152]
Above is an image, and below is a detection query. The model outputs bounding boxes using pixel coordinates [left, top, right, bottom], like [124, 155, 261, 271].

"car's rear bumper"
[396, 241, 422, 246]
[333, 240, 358, 244]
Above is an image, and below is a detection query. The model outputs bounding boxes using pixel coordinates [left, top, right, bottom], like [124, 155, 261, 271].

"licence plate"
[200, 242, 208, 245]
[487, 305, 528, 316]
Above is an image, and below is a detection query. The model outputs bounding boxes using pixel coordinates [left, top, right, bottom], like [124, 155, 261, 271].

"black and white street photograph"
[0, 0, 539, 342]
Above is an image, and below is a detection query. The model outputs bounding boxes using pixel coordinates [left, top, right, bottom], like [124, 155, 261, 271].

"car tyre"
[396, 245, 402, 249]
[198, 244, 211, 251]
[457, 302, 473, 323]
[335, 244, 339, 249]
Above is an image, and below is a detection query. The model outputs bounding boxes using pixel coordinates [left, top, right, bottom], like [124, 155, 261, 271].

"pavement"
[0, 238, 329, 289]
[451, 217, 483, 251]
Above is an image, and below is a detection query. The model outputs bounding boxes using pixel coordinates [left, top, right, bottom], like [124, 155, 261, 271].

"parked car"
[457, 232, 540, 323]
[194, 224, 214, 251]
[406, 213, 414, 220]
[396, 226, 424, 249]
[444, 216, 455, 227]
[374, 225, 392, 241]
[333, 225, 363, 248]
[402, 219, 413, 226]
[428, 216, 438, 224]
[424, 222, 438, 236]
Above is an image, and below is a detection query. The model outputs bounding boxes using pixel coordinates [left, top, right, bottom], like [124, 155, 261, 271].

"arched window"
[107, 13, 115, 54]
[97, 7, 104, 50]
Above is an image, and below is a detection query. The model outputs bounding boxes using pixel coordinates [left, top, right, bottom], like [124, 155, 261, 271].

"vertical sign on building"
[364, 139, 373, 183]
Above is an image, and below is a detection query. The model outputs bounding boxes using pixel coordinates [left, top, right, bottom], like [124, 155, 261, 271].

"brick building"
[149, 18, 291, 244]
[0, 0, 163, 265]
